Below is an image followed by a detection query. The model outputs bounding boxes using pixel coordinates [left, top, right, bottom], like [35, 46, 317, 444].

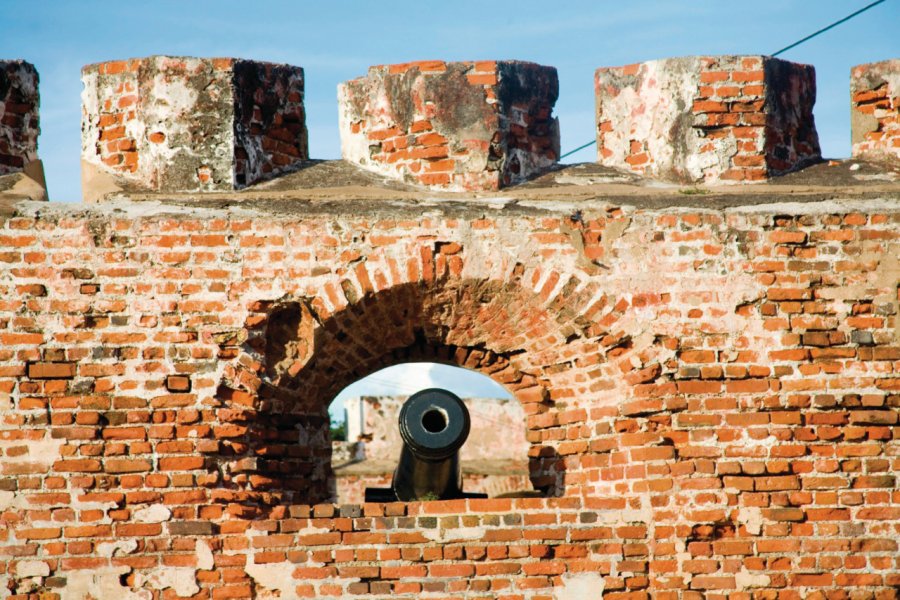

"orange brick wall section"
[81, 56, 308, 195]
[339, 60, 559, 192]
[596, 56, 821, 184]
[851, 59, 900, 163]
[0, 200, 899, 597]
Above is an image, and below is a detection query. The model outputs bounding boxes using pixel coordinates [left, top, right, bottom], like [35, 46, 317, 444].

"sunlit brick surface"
[595, 56, 821, 184]
[1, 197, 899, 597]
[81, 56, 307, 195]
[851, 59, 900, 163]
[339, 61, 559, 191]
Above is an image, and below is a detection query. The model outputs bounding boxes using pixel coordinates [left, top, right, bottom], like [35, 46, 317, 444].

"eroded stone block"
[81, 56, 307, 198]
[851, 58, 899, 163]
[595, 55, 821, 184]
[338, 60, 559, 191]
[0, 60, 39, 175]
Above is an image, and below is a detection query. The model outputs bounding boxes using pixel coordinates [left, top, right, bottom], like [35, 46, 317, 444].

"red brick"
[28, 362, 76, 379]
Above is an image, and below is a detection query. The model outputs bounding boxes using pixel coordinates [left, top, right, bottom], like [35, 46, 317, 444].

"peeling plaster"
[96, 539, 139, 558]
[736, 567, 772, 589]
[737, 506, 763, 535]
[133, 503, 171, 523]
[16, 561, 50, 578]
[60, 568, 151, 600]
[246, 562, 300, 600]
[553, 572, 606, 599]
[422, 526, 486, 543]
[136, 568, 199, 597]
[196, 540, 214, 570]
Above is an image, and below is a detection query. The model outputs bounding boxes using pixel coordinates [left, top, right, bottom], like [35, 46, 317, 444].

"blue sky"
[2, 1, 897, 413]
[2, 0, 897, 202]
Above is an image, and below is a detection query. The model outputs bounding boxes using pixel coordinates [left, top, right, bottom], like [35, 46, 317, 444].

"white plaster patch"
[0, 435, 65, 476]
[70, 488, 120, 518]
[136, 568, 199, 597]
[595, 494, 653, 524]
[61, 568, 151, 600]
[196, 540, 214, 570]
[422, 526, 486, 543]
[298, 527, 332, 535]
[737, 506, 763, 535]
[246, 562, 300, 600]
[735, 567, 771, 589]
[149, 72, 199, 116]
[0, 490, 19, 510]
[96, 539, 139, 558]
[16, 561, 50, 578]
[553, 572, 605, 600]
[133, 503, 171, 523]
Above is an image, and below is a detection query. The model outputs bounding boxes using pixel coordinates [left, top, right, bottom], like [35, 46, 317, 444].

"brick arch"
[210, 266, 644, 509]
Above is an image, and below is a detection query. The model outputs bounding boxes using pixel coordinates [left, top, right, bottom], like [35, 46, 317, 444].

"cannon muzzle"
[364, 388, 486, 502]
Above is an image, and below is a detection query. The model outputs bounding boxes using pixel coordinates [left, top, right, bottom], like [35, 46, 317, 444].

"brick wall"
[0, 198, 899, 597]
[0, 60, 39, 176]
[596, 56, 821, 184]
[338, 61, 559, 191]
[851, 58, 900, 163]
[81, 56, 307, 196]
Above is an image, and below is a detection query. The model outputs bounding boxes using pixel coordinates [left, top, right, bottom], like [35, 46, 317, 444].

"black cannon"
[365, 388, 486, 502]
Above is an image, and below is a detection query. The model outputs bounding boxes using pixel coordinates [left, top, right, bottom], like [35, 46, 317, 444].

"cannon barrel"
[364, 388, 485, 502]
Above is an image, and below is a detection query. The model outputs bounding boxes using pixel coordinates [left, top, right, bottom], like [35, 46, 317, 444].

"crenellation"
[595, 55, 822, 184]
[851, 58, 900, 163]
[0, 60, 39, 175]
[80, 56, 307, 200]
[338, 60, 559, 192]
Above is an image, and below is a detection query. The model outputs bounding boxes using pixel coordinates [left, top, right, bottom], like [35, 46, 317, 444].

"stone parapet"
[851, 58, 899, 163]
[595, 55, 821, 184]
[80, 56, 307, 198]
[338, 60, 559, 191]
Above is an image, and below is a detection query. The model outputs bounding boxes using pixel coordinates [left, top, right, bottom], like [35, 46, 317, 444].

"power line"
[557, 0, 888, 159]
[771, 0, 886, 57]
[560, 139, 597, 160]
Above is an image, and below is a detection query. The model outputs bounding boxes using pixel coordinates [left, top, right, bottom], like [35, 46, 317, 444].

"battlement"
[338, 60, 559, 191]
[80, 56, 307, 198]
[1, 55, 898, 202]
[0, 60, 39, 175]
[595, 55, 821, 184]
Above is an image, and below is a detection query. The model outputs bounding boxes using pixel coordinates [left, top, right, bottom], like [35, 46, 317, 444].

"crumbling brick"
[851, 58, 900, 163]
[338, 60, 559, 191]
[0, 59, 39, 175]
[595, 55, 821, 184]
[80, 56, 307, 197]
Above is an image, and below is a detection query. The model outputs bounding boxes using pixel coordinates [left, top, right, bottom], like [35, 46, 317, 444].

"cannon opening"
[421, 409, 447, 433]
[327, 362, 536, 503]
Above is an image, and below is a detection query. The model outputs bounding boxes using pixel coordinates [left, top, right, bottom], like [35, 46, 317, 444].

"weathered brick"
[339, 61, 559, 191]
[596, 55, 820, 184]
[81, 56, 308, 198]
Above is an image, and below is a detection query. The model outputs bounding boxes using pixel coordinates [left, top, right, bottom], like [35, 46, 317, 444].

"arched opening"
[213, 276, 603, 509]
[327, 362, 536, 504]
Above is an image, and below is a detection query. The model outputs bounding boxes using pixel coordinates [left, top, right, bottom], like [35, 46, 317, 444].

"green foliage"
[329, 420, 346, 441]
